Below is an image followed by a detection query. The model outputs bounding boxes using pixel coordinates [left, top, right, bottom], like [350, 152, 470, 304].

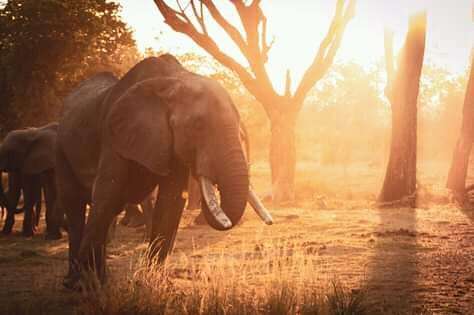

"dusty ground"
[0, 162, 473, 314]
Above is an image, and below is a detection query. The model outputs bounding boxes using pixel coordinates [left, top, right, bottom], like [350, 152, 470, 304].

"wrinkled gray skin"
[57, 54, 249, 288]
[192, 124, 250, 224]
[0, 123, 62, 238]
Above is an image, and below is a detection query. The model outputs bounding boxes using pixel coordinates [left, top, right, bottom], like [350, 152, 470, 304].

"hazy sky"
[119, 1, 473, 92]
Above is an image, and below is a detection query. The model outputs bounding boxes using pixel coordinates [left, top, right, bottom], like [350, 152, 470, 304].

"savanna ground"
[0, 161, 473, 315]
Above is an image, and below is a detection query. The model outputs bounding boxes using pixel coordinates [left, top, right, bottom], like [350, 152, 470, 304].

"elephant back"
[62, 72, 118, 116]
[104, 54, 185, 107]
[0, 123, 58, 174]
[22, 123, 58, 174]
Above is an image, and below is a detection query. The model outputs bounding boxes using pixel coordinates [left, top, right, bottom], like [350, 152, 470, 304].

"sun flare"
[120, 0, 472, 92]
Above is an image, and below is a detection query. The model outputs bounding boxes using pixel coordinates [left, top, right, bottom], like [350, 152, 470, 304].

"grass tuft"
[76, 240, 373, 315]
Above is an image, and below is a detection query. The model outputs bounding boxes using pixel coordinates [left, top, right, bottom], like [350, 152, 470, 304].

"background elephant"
[57, 54, 271, 288]
[120, 188, 157, 229]
[0, 123, 62, 238]
[0, 171, 44, 227]
[0, 172, 8, 218]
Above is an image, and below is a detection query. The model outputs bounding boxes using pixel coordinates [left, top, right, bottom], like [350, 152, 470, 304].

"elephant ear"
[107, 77, 181, 176]
[22, 128, 56, 175]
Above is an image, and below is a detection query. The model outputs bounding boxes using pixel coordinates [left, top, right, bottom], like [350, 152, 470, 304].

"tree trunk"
[379, 13, 426, 205]
[269, 108, 297, 205]
[446, 56, 474, 200]
[379, 95, 418, 204]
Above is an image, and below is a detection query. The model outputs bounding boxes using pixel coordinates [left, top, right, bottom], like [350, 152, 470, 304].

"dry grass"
[2, 161, 467, 314]
[76, 241, 372, 315]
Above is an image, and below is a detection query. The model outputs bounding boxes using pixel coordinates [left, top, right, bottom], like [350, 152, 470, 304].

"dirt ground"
[0, 162, 473, 314]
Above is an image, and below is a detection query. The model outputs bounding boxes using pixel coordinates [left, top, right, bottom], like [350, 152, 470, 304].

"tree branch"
[189, 0, 208, 35]
[201, 0, 248, 57]
[154, 0, 280, 119]
[230, 1, 274, 91]
[293, 0, 356, 108]
[154, 0, 279, 118]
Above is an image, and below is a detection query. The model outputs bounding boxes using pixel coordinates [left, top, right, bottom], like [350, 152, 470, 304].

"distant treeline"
[0, 1, 468, 165]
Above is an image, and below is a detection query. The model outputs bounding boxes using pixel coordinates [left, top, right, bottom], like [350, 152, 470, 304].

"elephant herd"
[0, 54, 272, 289]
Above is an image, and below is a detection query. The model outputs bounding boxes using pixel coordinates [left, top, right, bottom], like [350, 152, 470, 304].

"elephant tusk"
[199, 177, 233, 230]
[248, 188, 273, 225]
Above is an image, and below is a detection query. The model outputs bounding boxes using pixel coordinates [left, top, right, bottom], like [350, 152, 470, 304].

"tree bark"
[446, 56, 474, 200]
[270, 108, 297, 204]
[379, 13, 426, 205]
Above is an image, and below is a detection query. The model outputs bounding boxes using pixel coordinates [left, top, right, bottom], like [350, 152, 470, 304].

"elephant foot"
[22, 228, 34, 238]
[45, 231, 62, 240]
[2, 219, 14, 235]
[2, 228, 12, 235]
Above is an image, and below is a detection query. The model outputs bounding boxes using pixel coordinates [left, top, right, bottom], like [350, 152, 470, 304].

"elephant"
[0, 123, 62, 238]
[1, 171, 44, 227]
[57, 54, 272, 288]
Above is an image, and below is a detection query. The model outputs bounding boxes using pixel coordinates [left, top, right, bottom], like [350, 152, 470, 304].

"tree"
[446, 55, 474, 203]
[153, 0, 355, 204]
[378, 12, 426, 206]
[0, 0, 136, 131]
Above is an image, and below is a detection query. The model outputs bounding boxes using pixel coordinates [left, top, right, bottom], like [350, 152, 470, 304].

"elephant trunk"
[201, 125, 249, 230]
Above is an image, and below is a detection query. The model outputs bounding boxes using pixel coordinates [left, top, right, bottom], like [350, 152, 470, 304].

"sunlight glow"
[119, 0, 474, 92]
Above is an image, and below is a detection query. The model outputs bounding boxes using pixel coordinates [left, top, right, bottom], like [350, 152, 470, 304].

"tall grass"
[78, 239, 371, 315]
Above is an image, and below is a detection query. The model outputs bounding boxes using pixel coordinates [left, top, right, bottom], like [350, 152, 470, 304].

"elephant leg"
[21, 174, 41, 237]
[120, 203, 144, 227]
[3, 211, 15, 235]
[34, 190, 42, 227]
[56, 148, 88, 288]
[149, 164, 187, 263]
[2, 172, 22, 235]
[0, 171, 9, 214]
[141, 188, 157, 238]
[42, 170, 61, 240]
[77, 151, 127, 284]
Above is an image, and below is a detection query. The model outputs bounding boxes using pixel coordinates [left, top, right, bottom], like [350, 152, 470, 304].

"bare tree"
[153, 0, 355, 204]
[378, 12, 426, 206]
[446, 54, 474, 204]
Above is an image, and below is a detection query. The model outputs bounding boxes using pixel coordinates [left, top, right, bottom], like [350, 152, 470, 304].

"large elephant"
[57, 54, 272, 288]
[0, 123, 62, 238]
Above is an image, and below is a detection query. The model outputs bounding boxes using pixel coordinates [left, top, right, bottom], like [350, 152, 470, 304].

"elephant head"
[107, 67, 251, 230]
[0, 123, 57, 175]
